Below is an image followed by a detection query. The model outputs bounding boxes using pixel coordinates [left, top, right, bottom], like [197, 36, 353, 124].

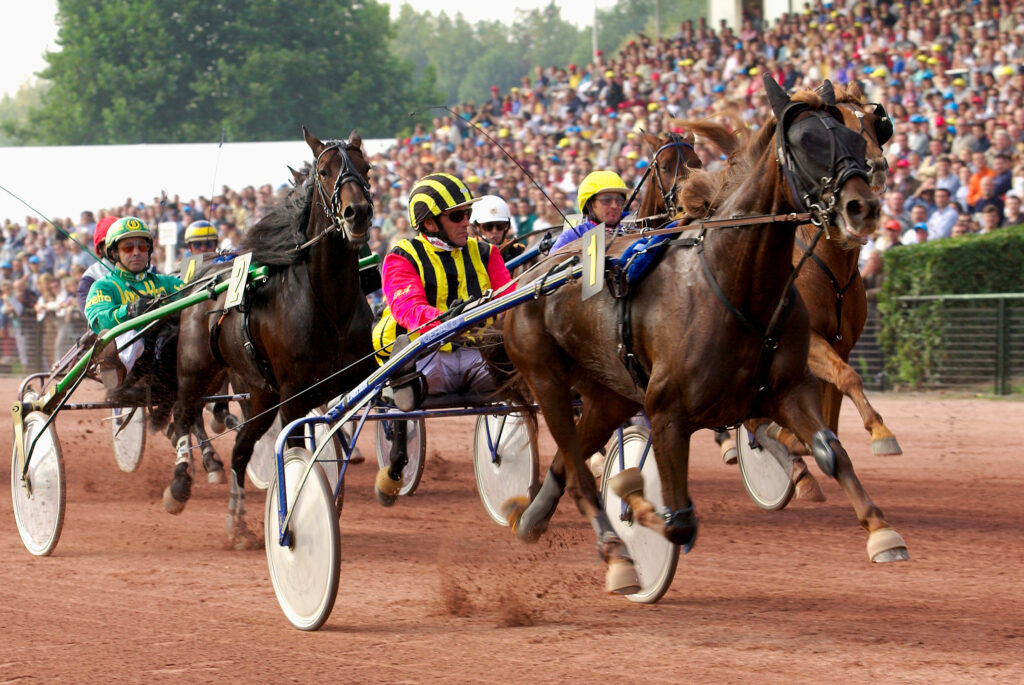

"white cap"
[469, 195, 512, 224]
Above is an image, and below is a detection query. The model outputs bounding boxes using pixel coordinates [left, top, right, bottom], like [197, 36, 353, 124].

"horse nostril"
[343, 205, 355, 220]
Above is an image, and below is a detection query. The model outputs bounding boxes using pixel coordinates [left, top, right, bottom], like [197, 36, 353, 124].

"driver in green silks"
[85, 217, 183, 394]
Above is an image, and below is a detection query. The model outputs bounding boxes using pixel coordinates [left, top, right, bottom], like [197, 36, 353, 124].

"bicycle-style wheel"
[264, 447, 340, 631]
[472, 412, 538, 526]
[736, 425, 794, 511]
[11, 411, 66, 556]
[111, 406, 146, 472]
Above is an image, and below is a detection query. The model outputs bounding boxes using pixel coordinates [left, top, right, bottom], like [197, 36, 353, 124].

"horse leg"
[191, 414, 225, 485]
[226, 390, 279, 550]
[164, 398, 199, 515]
[713, 428, 738, 465]
[772, 375, 909, 562]
[808, 336, 901, 455]
[209, 378, 240, 433]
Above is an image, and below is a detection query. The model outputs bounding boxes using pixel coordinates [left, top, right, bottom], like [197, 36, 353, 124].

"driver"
[469, 195, 526, 262]
[550, 170, 630, 251]
[85, 217, 183, 392]
[373, 172, 513, 398]
[182, 220, 221, 256]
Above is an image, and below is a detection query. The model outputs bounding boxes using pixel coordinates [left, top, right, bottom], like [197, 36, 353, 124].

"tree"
[20, 0, 440, 144]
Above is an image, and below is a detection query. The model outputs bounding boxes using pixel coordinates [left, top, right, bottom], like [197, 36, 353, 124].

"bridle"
[307, 139, 373, 245]
[624, 134, 696, 220]
[776, 103, 869, 232]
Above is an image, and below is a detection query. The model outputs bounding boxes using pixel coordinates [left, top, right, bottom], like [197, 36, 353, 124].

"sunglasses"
[443, 208, 471, 223]
[595, 195, 626, 207]
[478, 222, 509, 232]
[188, 240, 219, 250]
[118, 241, 150, 254]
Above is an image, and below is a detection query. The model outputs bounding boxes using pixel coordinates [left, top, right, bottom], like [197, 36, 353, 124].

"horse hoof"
[871, 437, 902, 456]
[588, 452, 606, 481]
[210, 417, 226, 434]
[605, 559, 641, 595]
[374, 466, 402, 507]
[867, 528, 909, 563]
[227, 516, 264, 551]
[349, 449, 365, 465]
[207, 470, 224, 485]
[608, 467, 644, 499]
[500, 496, 536, 542]
[720, 438, 738, 465]
[794, 473, 826, 502]
[163, 486, 187, 515]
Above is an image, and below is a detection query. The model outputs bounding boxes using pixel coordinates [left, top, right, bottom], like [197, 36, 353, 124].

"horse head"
[765, 75, 880, 243]
[641, 130, 702, 216]
[829, 81, 891, 194]
[303, 126, 374, 244]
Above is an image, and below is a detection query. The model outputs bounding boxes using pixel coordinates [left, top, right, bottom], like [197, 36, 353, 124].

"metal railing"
[851, 293, 1024, 395]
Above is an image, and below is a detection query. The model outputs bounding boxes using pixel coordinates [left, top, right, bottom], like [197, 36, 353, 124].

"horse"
[165, 127, 377, 548]
[720, 82, 902, 501]
[496, 75, 908, 596]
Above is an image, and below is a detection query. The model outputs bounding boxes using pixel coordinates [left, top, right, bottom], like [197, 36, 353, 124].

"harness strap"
[238, 285, 279, 394]
[209, 310, 229, 368]
[795, 237, 859, 342]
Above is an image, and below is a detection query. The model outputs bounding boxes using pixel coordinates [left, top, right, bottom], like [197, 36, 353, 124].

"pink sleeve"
[382, 253, 444, 333]
[486, 246, 515, 293]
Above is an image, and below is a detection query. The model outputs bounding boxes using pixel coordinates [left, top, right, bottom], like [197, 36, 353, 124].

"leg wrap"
[664, 500, 698, 552]
[811, 429, 839, 479]
[175, 435, 193, 469]
[518, 467, 564, 539]
[387, 421, 408, 481]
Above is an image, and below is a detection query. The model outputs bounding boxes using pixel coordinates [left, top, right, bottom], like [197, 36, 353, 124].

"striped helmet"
[407, 173, 477, 229]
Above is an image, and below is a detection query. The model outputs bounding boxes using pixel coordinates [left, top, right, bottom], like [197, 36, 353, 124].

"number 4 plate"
[224, 252, 252, 309]
[581, 223, 605, 302]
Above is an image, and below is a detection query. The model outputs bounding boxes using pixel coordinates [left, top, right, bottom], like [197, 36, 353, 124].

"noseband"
[312, 140, 373, 237]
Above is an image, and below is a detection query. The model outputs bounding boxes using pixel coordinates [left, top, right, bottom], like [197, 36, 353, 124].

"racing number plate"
[581, 223, 605, 302]
[224, 252, 252, 309]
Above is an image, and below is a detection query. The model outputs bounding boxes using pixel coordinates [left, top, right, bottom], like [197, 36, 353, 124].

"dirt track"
[2, 379, 1022, 682]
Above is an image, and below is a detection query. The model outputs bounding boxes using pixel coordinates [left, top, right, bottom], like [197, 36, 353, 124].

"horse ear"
[642, 131, 660, 152]
[763, 74, 790, 119]
[847, 80, 863, 101]
[288, 165, 305, 186]
[819, 80, 836, 106]
[348, 130, 362, 148]
[302, 126, 325, 156]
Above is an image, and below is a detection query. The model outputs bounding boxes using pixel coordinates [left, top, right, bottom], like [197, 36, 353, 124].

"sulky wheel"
[600, 425, 679, 604]
[264, 446, 340, 631]
[736, 424, 795, 511]
[249, 407, 341, 494]
[111, 406, 146, 473]
[473, 412, 539, 526]
[374, 413, 426, 497]
[11, 410, 66, 556]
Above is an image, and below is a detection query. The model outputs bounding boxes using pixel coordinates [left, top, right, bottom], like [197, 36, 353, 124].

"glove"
[125, 295, 154, 319]
[439, 299, 467, 322]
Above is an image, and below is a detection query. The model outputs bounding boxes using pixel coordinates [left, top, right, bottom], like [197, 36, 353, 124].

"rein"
[795, 236, 859, 343]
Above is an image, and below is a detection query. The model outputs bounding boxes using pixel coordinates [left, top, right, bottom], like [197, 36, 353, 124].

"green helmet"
[105, 216, 153, 261]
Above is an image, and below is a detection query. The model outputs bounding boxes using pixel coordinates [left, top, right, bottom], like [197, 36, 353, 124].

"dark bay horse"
[498, 76, 907, 595]
[166, 127, 376, 548]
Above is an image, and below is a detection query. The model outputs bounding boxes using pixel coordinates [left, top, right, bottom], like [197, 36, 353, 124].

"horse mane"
[238, 179, 314, 266]
[671, 88, 826, 218]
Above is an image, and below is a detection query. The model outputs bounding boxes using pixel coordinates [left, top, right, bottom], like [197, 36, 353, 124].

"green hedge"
[877, 224, 1024, 388]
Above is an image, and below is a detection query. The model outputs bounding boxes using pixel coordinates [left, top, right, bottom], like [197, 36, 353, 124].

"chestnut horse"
[498, 76, 908, 595]
[732, 83, 902, 501]
[635, 130, 701, 221]
[166, 127, 376, 547]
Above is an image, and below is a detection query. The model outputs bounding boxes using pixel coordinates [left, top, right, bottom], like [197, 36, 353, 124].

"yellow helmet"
[184, 220, 218, 244]
[577, 170, 628, 214]
[407, 173, 476, 229]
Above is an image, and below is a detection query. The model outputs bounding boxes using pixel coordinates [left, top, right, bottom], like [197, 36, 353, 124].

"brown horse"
[165, 127, 376, 547]
[498, 76, 907, 595]
[731, 83, 902, 502]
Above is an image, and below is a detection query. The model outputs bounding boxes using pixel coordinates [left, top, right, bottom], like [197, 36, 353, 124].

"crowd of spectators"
[4, 0, 1024, 371]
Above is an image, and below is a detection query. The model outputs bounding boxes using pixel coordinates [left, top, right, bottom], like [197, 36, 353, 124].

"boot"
[93, 342, 126, 391]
